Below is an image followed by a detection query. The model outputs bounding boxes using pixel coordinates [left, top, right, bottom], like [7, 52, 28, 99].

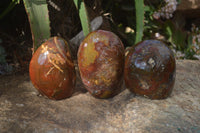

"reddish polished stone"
[29, 37, 76, 100]
[124, 40, 176, 99]
[78, 30, 124, 98]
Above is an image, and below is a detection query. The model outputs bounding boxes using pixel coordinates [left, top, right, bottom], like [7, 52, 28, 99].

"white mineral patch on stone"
[135, 61, 147, 70]
[161, 64, 165, 71]
[140, 80, 149, 90]
[125, 50, 129, 57]
[148, 58, 156, 68]
[84, 43, 88, 47]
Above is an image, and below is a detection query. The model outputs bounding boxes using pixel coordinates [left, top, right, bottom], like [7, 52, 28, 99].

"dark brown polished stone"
[124, 40, 176, 99]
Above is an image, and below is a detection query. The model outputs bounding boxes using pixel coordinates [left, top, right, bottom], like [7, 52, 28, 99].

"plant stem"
[0, 0, 20, 19]
[134, 0, 144, 44]
[73, 0, 91, 37]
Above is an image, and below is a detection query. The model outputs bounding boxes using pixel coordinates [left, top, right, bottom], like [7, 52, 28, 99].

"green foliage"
[23, 0, 51, 51]
[163, 20, 187, 50]
[134, 0, 144, 44]
[73, 0, 91, 37]
[0, 0, 20, 19]
[3, 0, 196, 60]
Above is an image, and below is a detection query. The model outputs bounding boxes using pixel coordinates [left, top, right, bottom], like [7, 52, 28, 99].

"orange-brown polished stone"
[29, 37, 76, 100]
[78, 30, 124, 98]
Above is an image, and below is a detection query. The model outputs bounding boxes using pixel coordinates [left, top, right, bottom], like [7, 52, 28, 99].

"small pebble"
[16, 103, 24, 107]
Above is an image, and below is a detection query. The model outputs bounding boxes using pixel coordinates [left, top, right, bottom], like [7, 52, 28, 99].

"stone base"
[0, 60, 200, 132]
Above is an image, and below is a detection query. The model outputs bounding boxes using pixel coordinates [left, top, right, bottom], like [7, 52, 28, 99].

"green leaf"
[144, 5, 151, 12]
[73, 0, 91, 37]
[134, 0, 144, 44]
[163, 20, 187, 51]
[177, 0, 181, 4]
[23, 0, 51, 51]
[0, 0, 20, 19]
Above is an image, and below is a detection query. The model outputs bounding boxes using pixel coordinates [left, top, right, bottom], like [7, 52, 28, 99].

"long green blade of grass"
[73, 0, 91, 37]
[134, 0, 144, 44]
[23, 0, 51, 51]
[0, 0, 20, 19]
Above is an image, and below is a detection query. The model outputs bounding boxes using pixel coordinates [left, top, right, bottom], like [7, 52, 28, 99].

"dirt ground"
[0, 60, 199, 133]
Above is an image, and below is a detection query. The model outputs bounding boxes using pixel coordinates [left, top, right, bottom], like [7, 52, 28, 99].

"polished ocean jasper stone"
[124, 40, 176, 99]
[29, 37, 76, 100]
[78, 30, 125, 99]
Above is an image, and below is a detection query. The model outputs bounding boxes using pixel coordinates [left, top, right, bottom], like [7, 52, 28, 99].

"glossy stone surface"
[124, 40, 176, 99]
[29, 37, 76, 100]
[78, 30, 125, 98]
